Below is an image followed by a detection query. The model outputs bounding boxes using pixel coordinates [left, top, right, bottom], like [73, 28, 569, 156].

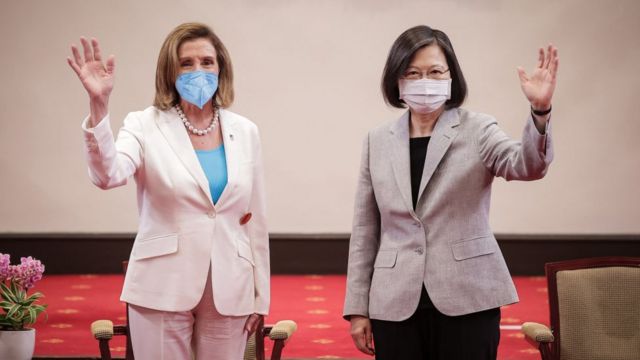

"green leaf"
[0, 311, 21, 330]
[11, 282, 27, 303]
[0, 282, 10, 293]
[27, 307, 36, 324]
[0, 301, 13, 309]
[22, 297, 36, 306]
[12, 308, 25, 320]
[6, 304, 21, 319]
[27, 292, 43, 300]
[0, 280, 49, 330]
[10, 281, 18, 294]
[0, 283, 17, 303]
[23, 292, 44, 306]
[16, 288, 26, 302]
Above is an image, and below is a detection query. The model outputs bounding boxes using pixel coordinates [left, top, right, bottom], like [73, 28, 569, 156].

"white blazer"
[82, 106, 269, 316]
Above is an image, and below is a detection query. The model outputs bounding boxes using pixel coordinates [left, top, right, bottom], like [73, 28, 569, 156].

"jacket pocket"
[373, 249, 398, 268]
[451, 235, 497, 261]
[237, 237, 255, 266]
[132, 233, 178, 260]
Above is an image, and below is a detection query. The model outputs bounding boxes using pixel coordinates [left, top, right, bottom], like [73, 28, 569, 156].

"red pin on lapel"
[239, 212, 252, 225]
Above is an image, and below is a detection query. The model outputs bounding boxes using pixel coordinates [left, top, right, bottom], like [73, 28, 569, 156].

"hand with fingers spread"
[67, 37, 115, 125]
[350, 315, 375, 355]
[517, 44, 559, 112]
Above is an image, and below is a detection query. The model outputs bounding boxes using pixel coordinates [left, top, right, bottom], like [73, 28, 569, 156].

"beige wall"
[1, 0, 639, 234]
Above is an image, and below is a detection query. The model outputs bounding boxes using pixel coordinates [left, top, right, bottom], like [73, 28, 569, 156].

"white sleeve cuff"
[81, 114, 110, 133]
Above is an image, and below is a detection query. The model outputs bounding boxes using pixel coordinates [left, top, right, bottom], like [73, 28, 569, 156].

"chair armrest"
[91, 320, 114, 340]
[268, 320, 297, 341]
[521, 322, 554, 343]
[522, 322, 555, 360]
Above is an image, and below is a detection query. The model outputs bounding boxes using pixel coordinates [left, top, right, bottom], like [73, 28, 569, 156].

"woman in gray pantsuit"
[343, 25, 558, 359]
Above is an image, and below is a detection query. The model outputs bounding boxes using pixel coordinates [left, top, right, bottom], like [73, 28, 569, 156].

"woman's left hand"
[244, 313, 263, 335]
[517, 44, 559, 111]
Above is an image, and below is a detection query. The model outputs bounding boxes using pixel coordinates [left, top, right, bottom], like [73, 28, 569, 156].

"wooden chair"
[521, 256, 640, 360]
[90, 261, 297, 360]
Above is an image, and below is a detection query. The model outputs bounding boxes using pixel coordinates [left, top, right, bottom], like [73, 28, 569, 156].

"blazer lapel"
[389, 111, 415, 214]
[416, 109, 460, 202]
[156, 108, 214, 206]
[213, 109, 238, 207]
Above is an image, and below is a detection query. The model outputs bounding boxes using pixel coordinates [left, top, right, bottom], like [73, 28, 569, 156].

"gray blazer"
[343, 108, 553, 321]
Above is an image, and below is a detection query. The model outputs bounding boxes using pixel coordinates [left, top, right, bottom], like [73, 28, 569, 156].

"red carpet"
[31, 275, 548, 359]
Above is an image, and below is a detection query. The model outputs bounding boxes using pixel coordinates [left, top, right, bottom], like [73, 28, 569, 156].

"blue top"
[195, 145, 228, 204]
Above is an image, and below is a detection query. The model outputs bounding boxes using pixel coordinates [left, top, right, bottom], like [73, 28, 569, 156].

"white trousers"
[128, 269, 249, 360]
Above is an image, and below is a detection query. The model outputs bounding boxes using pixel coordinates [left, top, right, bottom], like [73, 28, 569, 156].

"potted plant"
[0, 253, 47, 360]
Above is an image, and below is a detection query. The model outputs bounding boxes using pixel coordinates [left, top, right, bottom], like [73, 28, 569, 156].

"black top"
[409, 136, 435, 310]
[409, 136, 431, 210]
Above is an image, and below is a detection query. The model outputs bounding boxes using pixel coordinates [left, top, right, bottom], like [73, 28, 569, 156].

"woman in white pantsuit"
[68, 23, 269, 359]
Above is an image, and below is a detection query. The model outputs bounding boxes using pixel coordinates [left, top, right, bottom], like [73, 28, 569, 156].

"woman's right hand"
[350, 315, 375, 355]
[67, 37, 115, 125]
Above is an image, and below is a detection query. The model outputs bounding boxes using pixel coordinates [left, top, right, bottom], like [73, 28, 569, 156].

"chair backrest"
[545, 257, 640, 360]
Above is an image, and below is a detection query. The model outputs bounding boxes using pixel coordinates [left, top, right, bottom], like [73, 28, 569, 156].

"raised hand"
[67, 37, 115, 125]
[68, 37, 115, 100]
[517, 44, 559, 111]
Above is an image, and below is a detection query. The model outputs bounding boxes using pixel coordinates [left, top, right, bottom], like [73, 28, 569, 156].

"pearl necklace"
[175, 104, 219, 136]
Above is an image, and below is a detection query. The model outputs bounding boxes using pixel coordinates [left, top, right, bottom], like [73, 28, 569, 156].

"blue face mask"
[175, 71, 219, 109]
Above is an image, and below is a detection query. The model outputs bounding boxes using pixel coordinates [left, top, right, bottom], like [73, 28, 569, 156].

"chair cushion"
[557, 266, 640, 360]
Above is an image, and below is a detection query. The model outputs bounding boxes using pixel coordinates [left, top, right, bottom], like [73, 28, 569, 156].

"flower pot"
[0, 328, 35, 360]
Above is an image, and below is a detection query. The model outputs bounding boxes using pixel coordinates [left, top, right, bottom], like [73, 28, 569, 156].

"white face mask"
[399, 78, 452, 114]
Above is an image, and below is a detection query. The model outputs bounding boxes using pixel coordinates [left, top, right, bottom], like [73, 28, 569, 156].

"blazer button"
[415, 247, 424, 255]
[207, 211, 216, 218]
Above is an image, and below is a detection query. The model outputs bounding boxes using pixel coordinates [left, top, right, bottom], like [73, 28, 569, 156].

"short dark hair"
[381, 25, 467, 109]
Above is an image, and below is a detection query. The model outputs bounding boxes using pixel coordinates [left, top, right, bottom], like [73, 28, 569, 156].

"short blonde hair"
[154, 22, 234, 110]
